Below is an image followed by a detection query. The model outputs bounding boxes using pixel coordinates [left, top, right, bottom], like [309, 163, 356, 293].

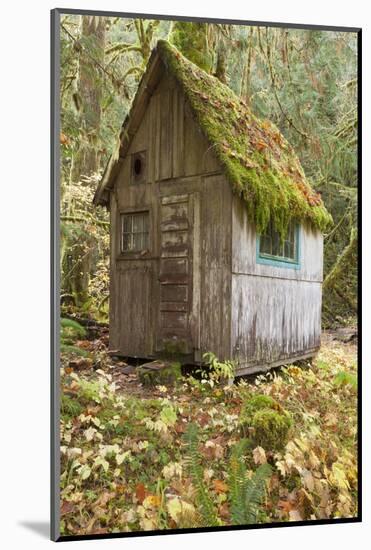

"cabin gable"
[98, 40, 326, 374]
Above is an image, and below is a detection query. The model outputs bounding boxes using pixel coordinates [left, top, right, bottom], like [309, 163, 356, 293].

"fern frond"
[242, 463, 272, 524]
[228, 440, 271, 526]
[183, 424, 221, 527]
[61, 317, 86, 336]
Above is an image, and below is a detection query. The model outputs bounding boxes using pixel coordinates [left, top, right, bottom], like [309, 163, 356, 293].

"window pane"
[123, 214, 132, 233]
[122, 233, 131, 251]
[133, 214, 143, 233]
[272, 231, 280, 256]
[132, 232, 141, 250]
[121, 212, 149, 253]
[284, 240, 291, 259]
[260, 235, 271, 255]
[259, 221, 297, 261]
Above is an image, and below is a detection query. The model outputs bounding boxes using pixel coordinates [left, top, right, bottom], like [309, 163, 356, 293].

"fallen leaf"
[135, 483, 146, 504]
[253, 446, 267, 465]
[143, 494, 161, 508]
[213, 479, 229, 494]
[60, 501, 74, 516]
[289, 509, 303, 521]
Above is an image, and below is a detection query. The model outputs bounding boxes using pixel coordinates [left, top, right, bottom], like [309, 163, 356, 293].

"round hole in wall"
[134, 157, 142, 176]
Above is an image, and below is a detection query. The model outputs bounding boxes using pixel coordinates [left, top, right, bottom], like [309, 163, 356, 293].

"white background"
[0, 0, 368, 548]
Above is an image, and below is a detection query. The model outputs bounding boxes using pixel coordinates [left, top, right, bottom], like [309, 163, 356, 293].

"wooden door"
[118, 264, 152, 357]
[157, 193, 200, 356]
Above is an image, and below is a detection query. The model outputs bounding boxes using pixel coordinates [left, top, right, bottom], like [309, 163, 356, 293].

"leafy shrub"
[61, 317, 86, 344]
[60, 343, 90, 357]
[60, 318, 90, 358]
[334, 370, 357, 389]
[239, 394, 292, 450]
[138, 362, 182, 386]
[200, 352, 235, 384]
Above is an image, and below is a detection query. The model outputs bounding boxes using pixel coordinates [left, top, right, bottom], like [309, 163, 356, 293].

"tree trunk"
[72, 15, 106, 181]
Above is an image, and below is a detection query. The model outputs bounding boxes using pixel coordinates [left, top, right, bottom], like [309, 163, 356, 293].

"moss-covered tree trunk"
[72, 15, 106, 180]
[170, 22, 213, 73]
[68, 15, 105, 309]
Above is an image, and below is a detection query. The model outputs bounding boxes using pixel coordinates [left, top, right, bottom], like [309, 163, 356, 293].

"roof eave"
[93, 48, 163, 207]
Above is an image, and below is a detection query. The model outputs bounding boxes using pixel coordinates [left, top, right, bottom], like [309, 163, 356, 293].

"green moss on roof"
[156, 39, 332, 236]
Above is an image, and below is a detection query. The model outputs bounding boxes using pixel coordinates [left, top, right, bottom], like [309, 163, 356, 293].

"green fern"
[183, 424, 221, 526]
[228, 440, 271, 525]
[61, 317, 86, 341]
[183, 424, 271, 527]
[60, 343, 90, 357]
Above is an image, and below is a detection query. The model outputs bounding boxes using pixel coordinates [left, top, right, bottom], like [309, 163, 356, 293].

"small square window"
[131, 151, 146, 184]
[258, 220, 299, 265]
[120, 212, 149, 253]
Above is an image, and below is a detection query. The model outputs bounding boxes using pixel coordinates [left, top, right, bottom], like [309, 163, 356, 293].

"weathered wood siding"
[109, 67, 223, 359]
[199, 175, 232, 361]
[231, 195, 323, 372]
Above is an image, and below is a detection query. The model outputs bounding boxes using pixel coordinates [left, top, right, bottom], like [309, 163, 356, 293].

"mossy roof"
[156, 40, 332, 235]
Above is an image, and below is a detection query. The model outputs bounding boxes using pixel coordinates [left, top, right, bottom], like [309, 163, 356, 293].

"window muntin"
[120, 212, 149, 253]
[258, 220, 299, 264]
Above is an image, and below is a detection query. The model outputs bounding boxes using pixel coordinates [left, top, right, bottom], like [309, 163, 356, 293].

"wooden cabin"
[94, 40, 331, 375]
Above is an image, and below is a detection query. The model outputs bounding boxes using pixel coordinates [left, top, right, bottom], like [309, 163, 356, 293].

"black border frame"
[51, 8, 362, 542]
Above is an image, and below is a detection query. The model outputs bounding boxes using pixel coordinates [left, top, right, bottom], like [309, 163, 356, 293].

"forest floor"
[60, 325, 358, 536]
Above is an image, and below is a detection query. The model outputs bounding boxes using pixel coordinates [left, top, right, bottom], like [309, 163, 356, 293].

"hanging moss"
[156, 40, 332, 237]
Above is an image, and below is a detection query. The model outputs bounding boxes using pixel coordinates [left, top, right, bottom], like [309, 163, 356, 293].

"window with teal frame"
[256, 220, 300, 269]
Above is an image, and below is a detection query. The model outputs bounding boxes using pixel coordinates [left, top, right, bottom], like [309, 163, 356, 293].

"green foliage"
[228, 440, 272, 525]
[60, 318, 90, 357]
[171, 22, 213, 73]
[138, 362, 182, 386]
[61, 394, 83, 421]
[239, 394, 292, 450]
[334, 370, 357, 390]
[252, 409, 293, 451]
[60, 339, 357, 534]
[60, 343, 90, 358]
[183, 423, 221, 526]
[183, 424, 271, 527]
[61, 17, 356, 324]
[200, 352, 235, 383]
[61, 318, 86, 341]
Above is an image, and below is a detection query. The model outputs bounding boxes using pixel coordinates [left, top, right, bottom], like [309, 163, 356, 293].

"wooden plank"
[161, 201, 188, 221]
[231, 274, 322, 367]
[199, 175, 232, 359]
[159, 88, 172, 180]
[160, 302, 188, 312]
[159, 258, 188, 284]
[160, 311, 188, 330]
[118, 265, 152, 356]
[154, 93, 161, 182]
[172, 86, 185, 178]
[109, 194, 119, 351]
[190, 192, 201, 350]
[160, 284, 188, 302]
[161, 194, 188, 205]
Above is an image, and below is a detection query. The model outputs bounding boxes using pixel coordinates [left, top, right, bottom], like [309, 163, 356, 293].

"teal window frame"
[256, 223, 301, 270]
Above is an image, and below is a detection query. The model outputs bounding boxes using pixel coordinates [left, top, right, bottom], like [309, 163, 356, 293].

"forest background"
[60, 16, 358, 327]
